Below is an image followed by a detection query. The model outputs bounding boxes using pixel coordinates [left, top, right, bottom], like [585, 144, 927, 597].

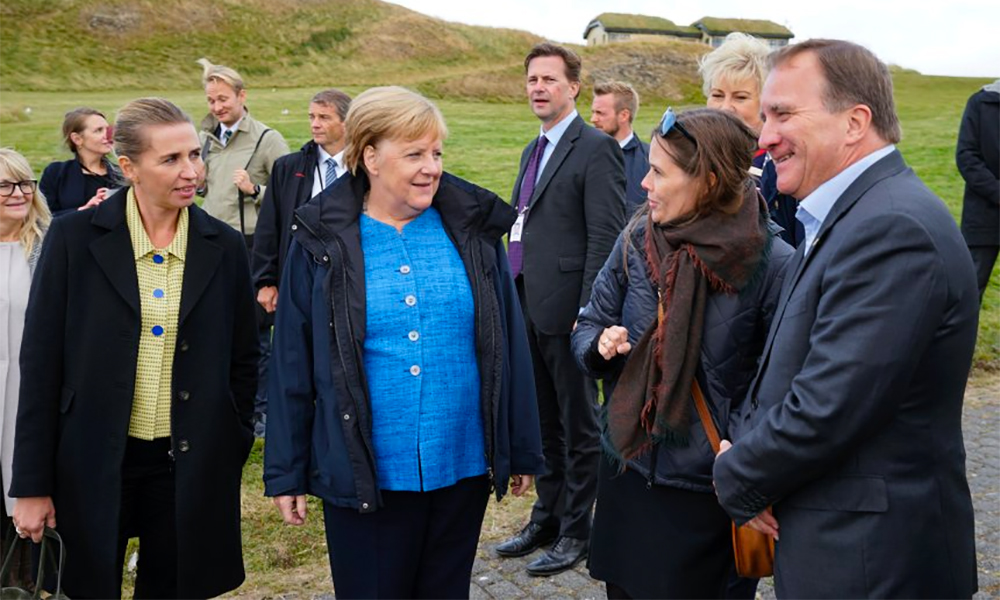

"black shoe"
[525, 536, 588, 576]
[495, 522, 558, 558]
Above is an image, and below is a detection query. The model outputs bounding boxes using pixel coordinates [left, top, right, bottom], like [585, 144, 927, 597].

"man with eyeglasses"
[495, 42, 625, 577]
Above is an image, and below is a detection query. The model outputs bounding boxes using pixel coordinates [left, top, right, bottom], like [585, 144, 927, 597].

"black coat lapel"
[179, 207, 223, 326]
[89, 191, 140, 315]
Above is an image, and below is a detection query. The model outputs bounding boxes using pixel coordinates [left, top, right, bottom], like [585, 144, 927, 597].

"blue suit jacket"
[714, 150, 979, 598]
[622, 134, 649, 217]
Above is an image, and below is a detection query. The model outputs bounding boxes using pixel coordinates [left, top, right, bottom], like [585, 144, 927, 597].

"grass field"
[0, 73, 996, 596]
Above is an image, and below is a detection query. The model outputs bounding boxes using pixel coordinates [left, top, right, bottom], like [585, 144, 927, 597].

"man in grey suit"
[714, 39, 980, 598]
[495, 42, 625, 576]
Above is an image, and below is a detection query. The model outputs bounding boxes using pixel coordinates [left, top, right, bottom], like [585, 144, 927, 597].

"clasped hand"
[715, 439, 779, 540]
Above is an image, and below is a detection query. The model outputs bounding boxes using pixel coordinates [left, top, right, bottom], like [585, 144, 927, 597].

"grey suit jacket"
[512, 115, 626, 335]
[714, 150, 979, 598]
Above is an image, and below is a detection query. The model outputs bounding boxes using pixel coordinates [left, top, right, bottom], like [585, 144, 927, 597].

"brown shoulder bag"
[692, 379, 775, 578]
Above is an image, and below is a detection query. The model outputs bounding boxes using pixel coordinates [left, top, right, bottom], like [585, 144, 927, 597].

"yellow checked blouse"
[125, 189, 188, 440]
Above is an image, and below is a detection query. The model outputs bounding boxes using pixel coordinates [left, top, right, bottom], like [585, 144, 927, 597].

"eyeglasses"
[658, 107, 697, 147]
[0, 180, 37, 197]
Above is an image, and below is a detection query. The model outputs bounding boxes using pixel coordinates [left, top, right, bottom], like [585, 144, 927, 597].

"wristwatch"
[248, 184, 260, 199]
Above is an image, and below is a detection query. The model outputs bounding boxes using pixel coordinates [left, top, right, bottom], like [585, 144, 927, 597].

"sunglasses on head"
[658, 107, 697, 147]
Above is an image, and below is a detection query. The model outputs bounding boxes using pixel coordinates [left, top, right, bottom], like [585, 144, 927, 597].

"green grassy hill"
[0, 2, 995, 366]
[0, 0, 707, 102]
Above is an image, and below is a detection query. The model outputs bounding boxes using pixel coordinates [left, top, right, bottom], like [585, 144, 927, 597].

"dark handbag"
[691, 379, 775, 578]
[0, 527, 70, 599]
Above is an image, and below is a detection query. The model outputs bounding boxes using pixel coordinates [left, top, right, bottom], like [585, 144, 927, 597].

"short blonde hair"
[343, 86, 448, 175]
[0, 148, 51, 258]
[197, 57, 245, 93]
[698, 32, 771, 97]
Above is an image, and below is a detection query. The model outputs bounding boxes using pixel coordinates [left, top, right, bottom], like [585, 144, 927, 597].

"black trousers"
[516, 278, 601, 540]
[114, 437, 178, 599]
[246, 233, 272, 425]
[322, 475, 490, 599]
[968, 244, 999, 304]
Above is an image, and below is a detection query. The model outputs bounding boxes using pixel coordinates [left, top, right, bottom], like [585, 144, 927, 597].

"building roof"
[583, 12, 701, 39]
[691, 17, 793, 38]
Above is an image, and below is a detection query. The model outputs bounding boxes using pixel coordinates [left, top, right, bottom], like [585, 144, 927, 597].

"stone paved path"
[287, 379, 998, 599]
[467, 379, 1000, 600]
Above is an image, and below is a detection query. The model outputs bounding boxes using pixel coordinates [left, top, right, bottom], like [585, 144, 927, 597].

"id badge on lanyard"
[510, 210, 526, 242]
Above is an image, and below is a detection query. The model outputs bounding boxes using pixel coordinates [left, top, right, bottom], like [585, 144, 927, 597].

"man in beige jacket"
[197, 58, 289, 437]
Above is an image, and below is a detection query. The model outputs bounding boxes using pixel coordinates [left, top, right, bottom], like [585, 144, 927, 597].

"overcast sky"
[389, 0, 998, 79]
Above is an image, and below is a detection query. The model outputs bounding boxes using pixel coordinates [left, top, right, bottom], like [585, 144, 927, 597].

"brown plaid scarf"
[607, 187, 772, 462]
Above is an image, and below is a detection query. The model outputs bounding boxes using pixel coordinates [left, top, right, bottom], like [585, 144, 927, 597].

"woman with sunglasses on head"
[10, 98, 258, 599]
[0, 149, 51, 591]
[39, 108, 124, 216]
[572, 108, 794, 599]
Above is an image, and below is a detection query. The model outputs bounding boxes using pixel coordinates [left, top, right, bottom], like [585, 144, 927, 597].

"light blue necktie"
[325, 157, 338, 189]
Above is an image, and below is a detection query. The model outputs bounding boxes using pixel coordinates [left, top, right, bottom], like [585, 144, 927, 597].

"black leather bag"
[0, 527, 70, 599]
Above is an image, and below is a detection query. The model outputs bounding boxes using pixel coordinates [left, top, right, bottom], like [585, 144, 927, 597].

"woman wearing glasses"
[0, 149, 51, 590]
[10, 98, 258, 598]
[39, 108, 124, 216]
[571, 108, 793, 599]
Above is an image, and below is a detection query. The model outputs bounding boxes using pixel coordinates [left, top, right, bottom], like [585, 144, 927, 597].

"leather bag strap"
[692, 378, 722, 454]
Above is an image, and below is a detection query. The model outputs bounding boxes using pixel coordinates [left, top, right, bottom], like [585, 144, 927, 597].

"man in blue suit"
[714, 39, 979, 598]
[590, 81, 649, 217]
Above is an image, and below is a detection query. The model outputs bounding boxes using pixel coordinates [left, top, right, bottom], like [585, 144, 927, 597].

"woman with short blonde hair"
[266, 86, 543, 599]
[698, 33, 804, 248]
[342, 86, 448, 174]
[698, 33, 770, 132]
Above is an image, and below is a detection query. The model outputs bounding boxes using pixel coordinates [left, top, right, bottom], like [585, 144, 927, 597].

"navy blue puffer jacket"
[571, 218, 793, 493]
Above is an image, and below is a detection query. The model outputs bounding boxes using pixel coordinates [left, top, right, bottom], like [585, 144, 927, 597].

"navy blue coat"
[263, 171, 544, 512]
[622, 134, 650, 217]
[571, 218, 793, 493]
[252, 141, 321, 291]
[755, 151, 805, 248]
[39, 157, 123, 216]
